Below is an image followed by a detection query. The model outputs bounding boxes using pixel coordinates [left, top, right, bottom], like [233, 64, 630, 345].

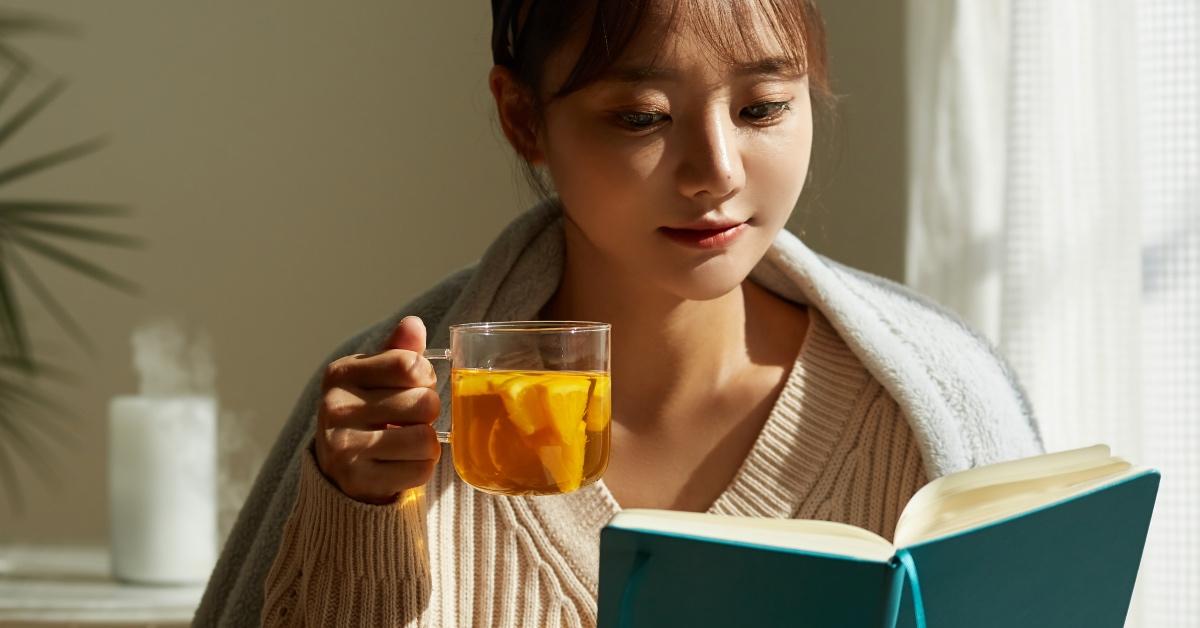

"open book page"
[607, 510, 897, 562]
[605, 446, 1144, 564]
[893, 445, 1145, 547]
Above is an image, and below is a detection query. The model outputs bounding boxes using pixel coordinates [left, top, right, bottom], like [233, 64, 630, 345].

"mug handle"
[423, 348, 452, 443]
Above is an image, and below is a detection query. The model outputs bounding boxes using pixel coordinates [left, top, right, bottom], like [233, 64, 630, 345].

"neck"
[540, 218, 776, 427]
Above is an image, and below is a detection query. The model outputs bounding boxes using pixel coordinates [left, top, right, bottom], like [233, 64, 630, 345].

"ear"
[488, 65, 545, 165]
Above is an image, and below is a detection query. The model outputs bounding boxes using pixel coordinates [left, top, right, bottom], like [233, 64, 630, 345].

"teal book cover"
[597, 468, 1159, 628]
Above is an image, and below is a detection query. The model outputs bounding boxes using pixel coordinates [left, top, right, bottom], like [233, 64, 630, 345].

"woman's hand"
[314, 316, 442, 504]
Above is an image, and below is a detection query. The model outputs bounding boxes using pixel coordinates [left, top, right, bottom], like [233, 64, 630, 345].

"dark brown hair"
[490, 0, 834, 197]
[493, 0, 829, 99]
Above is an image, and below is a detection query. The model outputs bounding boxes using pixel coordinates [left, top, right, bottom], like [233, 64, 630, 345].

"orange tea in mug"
[451, 369, 610, 494]
[423, 321, 611, 496]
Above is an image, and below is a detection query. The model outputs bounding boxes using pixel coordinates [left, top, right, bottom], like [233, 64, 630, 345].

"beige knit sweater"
[261, 308, 928, 627]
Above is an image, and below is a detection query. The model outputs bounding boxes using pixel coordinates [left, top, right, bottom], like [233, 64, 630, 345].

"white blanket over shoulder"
[193, 199, 1043, 626]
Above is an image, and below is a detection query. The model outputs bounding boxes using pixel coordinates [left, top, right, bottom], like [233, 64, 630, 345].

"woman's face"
[534, 8, 814, 301]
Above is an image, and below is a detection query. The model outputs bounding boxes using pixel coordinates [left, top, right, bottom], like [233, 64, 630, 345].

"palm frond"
[0, 375, 79, 513]
[0, 78, 64, 150]
[0, 387, 78, 452]
[0, 43, 32, 74]
[0, 375, 76, 418]
[0, 432, 23, 512]
[0, 352, 77, 385]
[0, 11, 77, 79]
[0, 404, 61, 484]
[5, 246, 96, 358]
[6, 229, 141, 295]
[0, 248, 30, 370]
[0, 137, 106, 189]
[0, 200, 130, 218]
[0, 10, 139, 513]
[0, 12, 77, 37]
[2, 215, 143, 248]
[0, 63, 28, 113]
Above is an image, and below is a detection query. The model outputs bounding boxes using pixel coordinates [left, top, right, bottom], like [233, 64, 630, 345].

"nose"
[674, 107, 745, 203]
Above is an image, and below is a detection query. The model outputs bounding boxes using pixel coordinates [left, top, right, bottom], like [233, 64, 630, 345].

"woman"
[194, 1, 1044, 626]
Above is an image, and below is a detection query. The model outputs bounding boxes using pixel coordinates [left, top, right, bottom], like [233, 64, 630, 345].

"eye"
[616, 110, 669, 130]
[741, 100, 792, 124]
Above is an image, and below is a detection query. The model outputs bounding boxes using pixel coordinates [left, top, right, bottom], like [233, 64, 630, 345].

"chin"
[652, 255, 756, 302]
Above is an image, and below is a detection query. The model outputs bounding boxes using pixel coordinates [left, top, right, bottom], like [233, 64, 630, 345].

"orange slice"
[487, 417, 545, 489]
[491, 373, 593, 492]
[585, 376, 611, 432]
[497, 376, 542, 436]
[456, 371, 519, 397]
[541, 376, 591, 438]
[463, 396, 505, 480]
[537, 419, 587, 492]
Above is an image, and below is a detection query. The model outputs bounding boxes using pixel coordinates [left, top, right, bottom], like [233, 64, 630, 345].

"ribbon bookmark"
[894, 549, 928, 628]
[617, 551, 652, 628]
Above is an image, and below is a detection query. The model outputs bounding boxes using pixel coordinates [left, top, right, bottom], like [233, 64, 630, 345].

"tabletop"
[0, 545, 202, 627]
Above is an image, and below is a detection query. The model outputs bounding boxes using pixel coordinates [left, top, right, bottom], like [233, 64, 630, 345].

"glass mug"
[422, 321, 611, 496]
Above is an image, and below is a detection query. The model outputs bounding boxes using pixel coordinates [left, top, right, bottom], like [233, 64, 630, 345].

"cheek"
[543, 115, 662, 204]
[743, 114, 814, 228]
[541, 113, 667, 258]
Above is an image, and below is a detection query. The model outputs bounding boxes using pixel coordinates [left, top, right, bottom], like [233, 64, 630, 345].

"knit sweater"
[193, 199, 1043, 626]
[260, 309, 928, 626]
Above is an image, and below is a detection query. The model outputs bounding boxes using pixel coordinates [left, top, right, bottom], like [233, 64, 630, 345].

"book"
[597, 445, 1159, 628]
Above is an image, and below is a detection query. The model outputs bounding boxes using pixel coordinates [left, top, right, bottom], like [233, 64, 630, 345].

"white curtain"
[906, 1, 1199, 626]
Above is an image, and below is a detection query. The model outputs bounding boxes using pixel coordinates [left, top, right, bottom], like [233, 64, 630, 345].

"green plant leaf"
[0, 137, 106, 189]
[6, 230, 141, 295]
[0, 78, 64, 150]
[0, 403, 61, 486]
[0, 247, 30, 371]
[0, 353, 77, 385]
[0, 374, 79, 513]
[0, 431, 24, 512]
[0, 374, 75, 418]
[3, 215, 143, 248]
[0, 43, 32, 73]
[0, 64, 28, 113]
[0, 390, 76, 453]
[0, 9, 78, 82]
[0, 200, 130, 218]
[0, 8, 116, 514]
[0, 11, 77, 37]
[5, 246, 96, 358]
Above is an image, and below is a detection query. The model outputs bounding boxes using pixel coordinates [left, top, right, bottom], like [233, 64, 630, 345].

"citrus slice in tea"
[497, 376, 543, 436]
[585, 376, 611, 432]
[537, 418, 588, 492]
[487, 416, 547, 488]
[532, 376, 591, 492]
[457, 371, 516, 398]
[540, 376, 591, 437]
[494, 372, 592, 492]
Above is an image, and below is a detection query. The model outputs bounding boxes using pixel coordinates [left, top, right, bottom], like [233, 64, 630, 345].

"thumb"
[383, 315, 427, 353]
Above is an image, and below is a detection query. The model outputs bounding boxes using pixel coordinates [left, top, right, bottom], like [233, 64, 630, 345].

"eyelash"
[616, 100, 793, 131]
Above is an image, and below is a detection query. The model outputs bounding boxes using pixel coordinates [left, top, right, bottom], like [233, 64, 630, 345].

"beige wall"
[0, 1, 905, 545]
[803, 1, 909, 282]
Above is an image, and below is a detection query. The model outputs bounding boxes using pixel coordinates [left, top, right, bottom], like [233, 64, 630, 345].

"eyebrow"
[600, 56, 804, 83]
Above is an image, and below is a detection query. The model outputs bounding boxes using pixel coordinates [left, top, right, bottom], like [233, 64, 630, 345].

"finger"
[367, 423, 442, 462]
[325, 349, 435, 389]
[321, 386, 440, 429]
[367, 387, 441, 425]
[346, 458, 438, 504]
[383, 315, 427, 353]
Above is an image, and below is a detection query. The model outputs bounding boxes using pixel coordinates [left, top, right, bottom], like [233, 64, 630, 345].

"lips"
[658, 221, 749, 249]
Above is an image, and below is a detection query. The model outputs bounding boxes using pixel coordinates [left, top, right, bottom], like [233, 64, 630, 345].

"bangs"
[496, 0, 829, 101]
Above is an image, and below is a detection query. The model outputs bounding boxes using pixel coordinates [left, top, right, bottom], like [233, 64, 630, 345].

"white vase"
[108, 395, 218, 583]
